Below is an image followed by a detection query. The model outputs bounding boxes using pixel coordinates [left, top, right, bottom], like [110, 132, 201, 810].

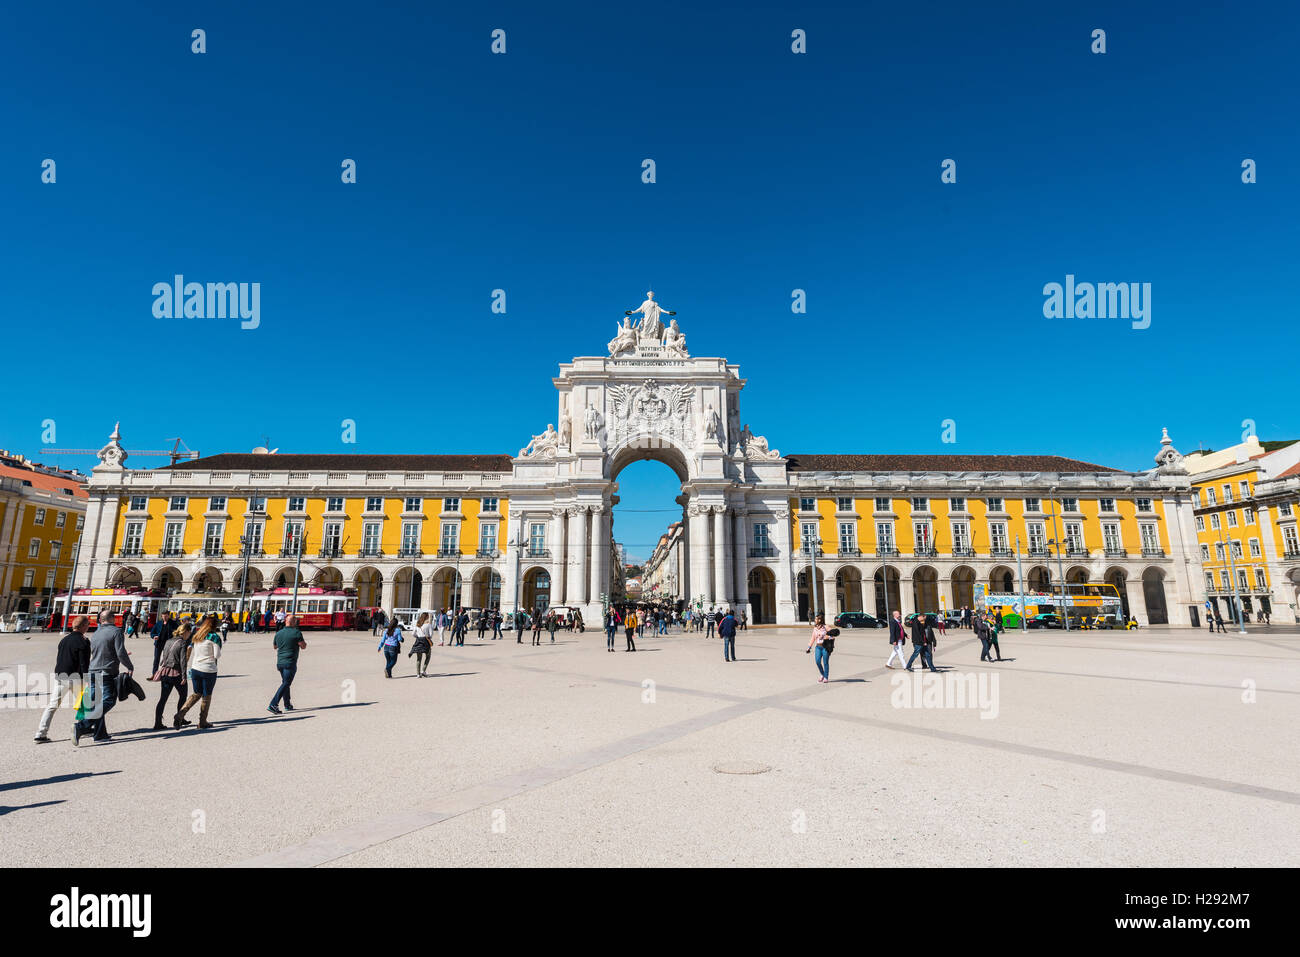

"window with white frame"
[1245, 509, 1255, 525]
[1139, 523, 1160, 552]
[1280, 503, 1294, 517]
[249, 496, 266, 513]
[1255, 568, 1267, 590]
[1210, 513, 1221, 530]
[1237, 569, 1249, 590]
[1231, 541, 1243, 559]
[163, 522, 183, 554]
[22, 569, 34, 589]
[1199, 544, 1209, 561]
[1248, 538, 1261, 558]
[401, 523, 421, 554]
[799, 497, 816, 512]
[836, 497, 853, 511]
[209, 496, 227, 512]
[1239, 480, 1251, 499]
[26, 537, 38, 558]
[1065, 521, 1083, 551]
[482, 497, 499, 513]
[480, 523, 498, 553]
[1029, 522, 1047, 551]
[123, 522, 144, 554]
[362, 522, 381, 554]
[838, 522, 856, 552]
[1102, 522, 1121, 552]
[876, 522, 895, 550]
[323, 522, 342, 551]
[1220, 569, 1232, 589]
[1099, 497, 1116, 512]
[752, 523, 770, 552]
[288, 496, 306, 512]
[1136, 498, 1153, 512]
[365, 497, 383, 513]
[244, 521, 264, 553]
[874, 497, 891, 512]
[1195, 516, 1205, 531]
[55, 511, 66, 528]
[169, 496, 187, 511]
[800, 521, 819, 549]
[1284, 526, 1300, 554]
[130, 495, 147, 511]
[326, 497, 344, 512]
[443, 497, 460, 512]
[1227, 510, 1238, 527]
[529, 523, 546, 554]
[1205, 489, 1217, 505]
[1061, 497, 1079, 513]
[913, 522, 932, 549]
[75, 515, 84, 530]
[989, 522, 1008, 551]
[49, 541, 61, 562]
[1193, 490, 1202, 507]
[440, 523, 459, 553]
[1215, 542, 1225, 561]
[987, 498, 1004, 513]
[405, 497, 422, 512]
[44, 570, 55, 590]
[283, 521, 304, 553]
[949, 497, 966, 512]
[204, 522, 224, 553]
[1205, 571, 1215, 591]
[1222, 484, 1233, 503]
[911, 497, 928, 512]
[951, 521, 970, 551]
[1024, 497, 1040, 512]
[33, 508, 46, 525]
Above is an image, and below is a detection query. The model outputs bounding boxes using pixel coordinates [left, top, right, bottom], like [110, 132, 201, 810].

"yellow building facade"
[0, 453, 87, 617]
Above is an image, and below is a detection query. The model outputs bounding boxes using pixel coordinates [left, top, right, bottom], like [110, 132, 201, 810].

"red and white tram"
[247, 587, 358, 630]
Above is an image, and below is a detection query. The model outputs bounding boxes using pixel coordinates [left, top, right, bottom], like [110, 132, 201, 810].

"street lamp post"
[1216, 523, 1247, 635]
[1015, 534, 1028, 633]
[290, 527, 305, 617]
[1048, 492, 1070, 631]
[803, 531, 822, 622]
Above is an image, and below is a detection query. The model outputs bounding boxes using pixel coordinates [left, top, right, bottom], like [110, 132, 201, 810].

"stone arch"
[271, 565, 303, 589]
[315, 567, 343, 591]
[1026, 564, 1052, 594]
[234, 566, 265, 595]
[912, 565, 939, 612]
[471, 567, 503, 608]
[606, 432, 692, 483]
[1066, 565, 1090, 584]
[747, 566, 776, 624]
[352, 566, 383, 608]
[989, 565, 1015, 594]
[1104, 566, 1131, 619]
[193, 566, 223, 592]
[430, 566, 462, 610]
[795, 568, 827, 622]
[1141, 566, 1169, 624]
[834, 565, 864, 614]
[951, 565, 976, 610]
[872, 564, 902, 619]
[111, 566, 142, 588]
[393, 566, 423, 608]
[152, 566, 182, 593]
[521, 565, 551, 612]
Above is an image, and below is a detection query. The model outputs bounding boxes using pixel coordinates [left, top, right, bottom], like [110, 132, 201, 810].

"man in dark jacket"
[149, 611, 176, 675]
[35, 615, 92, 742]
[719, 609, 738, 661]
[976, 614, 993, 661]
[905, 614, 938, 672]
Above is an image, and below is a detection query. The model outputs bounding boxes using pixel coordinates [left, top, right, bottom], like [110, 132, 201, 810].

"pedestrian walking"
[624, 608, 638, 651]
[150, 621, 193, 730]
[807, 614, 834, 682]
[906, 614, 938, 672]
[493, 608, 504, 639]
[34, 614, 91, 743]
[987, 615, 1004, 662]
[605, 607, 619, 652]
[437, 608, 448, 646]
[719, 608, 737, 661]
[406, 611, 433, 678]
[267, 614, 307, 713]
[547, 610, 559, 643]
[378, 616, 403, 677]
[705, 609, 716, 638]
[372, 608, 387, 637]
[149, 611, 176, 676]
[175, 616, 222, 730]
[477, 610, 489, 641]
[73, 613, 134, 746]
[885, 609, 908, 669]
[531, 607, 543, 646]
[976, 613, 993, 662]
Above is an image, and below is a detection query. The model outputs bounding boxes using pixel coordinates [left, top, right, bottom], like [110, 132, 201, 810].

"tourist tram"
[50, 587, 167, 630]
[977, 581, 1124, 628]
[247, 587, 358, 630]
[165, 591, 242, 620]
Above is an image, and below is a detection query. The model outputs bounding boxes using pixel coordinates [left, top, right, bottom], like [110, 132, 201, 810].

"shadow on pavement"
[0, 800, 66, 815]
[1, 769, 123, 793]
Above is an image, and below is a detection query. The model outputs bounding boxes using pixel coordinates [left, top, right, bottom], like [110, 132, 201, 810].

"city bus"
[247, 587, 358, 630]
[976, 582, 1124, 629]
[50, 587, 167, 630]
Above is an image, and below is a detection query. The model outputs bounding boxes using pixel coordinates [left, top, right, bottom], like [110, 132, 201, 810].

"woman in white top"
[410, 612, 434, 677]
[176, 615, 222, 729]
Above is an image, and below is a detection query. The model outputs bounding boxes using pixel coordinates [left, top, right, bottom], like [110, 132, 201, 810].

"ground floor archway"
[873, 566, 901, 619]
[989, 565, 1014, 594]
[913, 565, 939, 612]
[835, 567, 863, 614]
[471, 568, 503, 609]
[748, 567, 776, 623]
[521, 567, 550, 612]
[1105, 567, 1130, 619]
[353, 567, 382, 608]
[1143, 567, 1169, 624]
[951, 565, 976, 610]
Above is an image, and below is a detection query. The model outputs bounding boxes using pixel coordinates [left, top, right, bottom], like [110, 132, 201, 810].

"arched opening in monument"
[1105, 568, 1130, 619]
[951, 565, 976, 610]
[353, 567, 382, 609]
[522, 567, 551, 612]
[796, 569, 827, 622]
[394, 567, 422, 609]
[609, 455, 688, 611]
[836, 567, 863, 614]
[1027, 565, 1052, 594]
[1142, 568, 1169, 624]
[989, 565, 1015, 594]
[431, 567, 462, 610]
[471, 569, 503, 609]
[912, 565, 939, 613]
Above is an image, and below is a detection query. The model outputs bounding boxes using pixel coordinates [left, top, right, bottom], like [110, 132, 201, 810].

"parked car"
[1092, 614, 1139, 630]
[943, 610, 963, 628]
[0, 612, 36, 633]
[834, 611, 882, 628]
[904, 612, 940, 626]
[1027, 612, 1063, 629]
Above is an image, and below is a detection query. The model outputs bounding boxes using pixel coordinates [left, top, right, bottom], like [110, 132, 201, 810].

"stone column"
[899, 575, 915, 617]
[1128, 571, 1150, 626]
[569, 506, 588, 605]
[688, 503, 709, 608]
[549, 509, 565, 609]
[381, 576, 397, 614]
[588, 505, 606, 609]
[938, 575, 954, 617]
[773, 508, 796, 623]
[732, 508, 749, 614]
[859, 576, 871, 615]
[713, 506, 728, 606]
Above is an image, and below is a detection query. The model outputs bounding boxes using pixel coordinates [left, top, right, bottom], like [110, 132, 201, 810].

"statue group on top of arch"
[608, 291, 689, 358]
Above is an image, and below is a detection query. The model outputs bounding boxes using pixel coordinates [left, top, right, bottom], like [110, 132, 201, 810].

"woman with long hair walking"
[410, 612, 433, 677]
[175, 615, 221, 729]
[807, 614, 833, 683]
[378, 615, 403, 677]
[151, 620, 193, 730]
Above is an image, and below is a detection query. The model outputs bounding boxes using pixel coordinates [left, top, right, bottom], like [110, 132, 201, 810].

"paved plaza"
[3, 624, 1298, 868]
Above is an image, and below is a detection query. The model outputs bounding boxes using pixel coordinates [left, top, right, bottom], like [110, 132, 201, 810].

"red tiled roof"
[785, 454, 1120, 473]
[162, 453, 514, 473]
[1277, 461, 1300, 479]
[0, 461, 88, 498]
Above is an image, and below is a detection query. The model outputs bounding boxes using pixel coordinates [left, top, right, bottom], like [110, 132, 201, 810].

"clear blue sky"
[3, 1, 1297, 561]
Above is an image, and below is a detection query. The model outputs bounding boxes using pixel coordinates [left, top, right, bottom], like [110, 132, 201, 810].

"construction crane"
[43, 437, 200, 466]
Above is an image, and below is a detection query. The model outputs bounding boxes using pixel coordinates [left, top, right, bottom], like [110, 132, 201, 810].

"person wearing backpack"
[806, 614, 833, 682]
[987, 615, 1004, 662]
[378, 616, 403, 677]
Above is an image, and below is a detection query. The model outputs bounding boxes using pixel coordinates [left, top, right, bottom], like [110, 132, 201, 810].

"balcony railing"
[526, 548, 551, 559]
[476, 548, 499, 559]
[398, 547, 423, 558]
[914, 546, 938, 558]
[837, 547, 863, 558]
[989, 548, 1013, 558]
[1027, 547, 1050, 558]
[203, 546, 225, 557]
[1104, 547, 1127, 558]
[359, 547, 382, 557]
[952, 546, 975, 557]
[119, 548, 144, 558]
[748, 546, 777, 558]
[1065, 547, 1089, 558]
[319, 546, 343, 558]
[876, 546, 900, 557]
[1141, 547, 1165, 557]
[437, 547, 461, 558]
[798, 545, 823, 557]
[161, 548, 183, 557]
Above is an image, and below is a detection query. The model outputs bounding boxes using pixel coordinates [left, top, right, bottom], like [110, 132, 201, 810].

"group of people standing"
[33, 608, 308, 745]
